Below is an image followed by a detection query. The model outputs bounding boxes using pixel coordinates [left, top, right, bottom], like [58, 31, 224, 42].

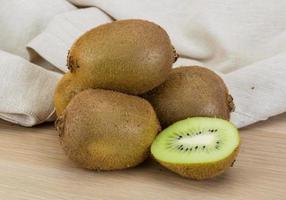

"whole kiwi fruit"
[151, 117, 240, 180]
[144, 66, 234, 127]
[67, 19, 177, 95]
[56, 89, 161, 170]
[54, 73, 88, 116]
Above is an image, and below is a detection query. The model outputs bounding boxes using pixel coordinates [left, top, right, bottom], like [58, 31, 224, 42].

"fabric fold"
[0, 50, 61, 126]
[27, 8, 112, 72]
[224, 52, 286, 127]
[0, 0, 75, 59]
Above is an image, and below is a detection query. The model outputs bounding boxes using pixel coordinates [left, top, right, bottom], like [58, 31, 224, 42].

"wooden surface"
[0, 114, 286, 200]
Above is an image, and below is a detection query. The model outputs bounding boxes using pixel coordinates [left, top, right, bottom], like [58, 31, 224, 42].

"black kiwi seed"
[172, 128, 223, 153]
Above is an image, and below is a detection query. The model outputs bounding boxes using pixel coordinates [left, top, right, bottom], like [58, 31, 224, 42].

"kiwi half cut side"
[151, 117, 240, 180]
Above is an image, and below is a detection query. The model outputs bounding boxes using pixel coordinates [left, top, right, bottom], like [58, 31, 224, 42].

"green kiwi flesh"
[151, 117, 240, 180]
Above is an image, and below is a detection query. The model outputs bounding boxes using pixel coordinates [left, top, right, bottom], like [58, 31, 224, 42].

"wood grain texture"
[0, 114, 286, 200]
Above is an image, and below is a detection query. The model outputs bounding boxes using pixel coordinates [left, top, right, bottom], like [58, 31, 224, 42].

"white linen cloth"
[1, 0, 286, 127]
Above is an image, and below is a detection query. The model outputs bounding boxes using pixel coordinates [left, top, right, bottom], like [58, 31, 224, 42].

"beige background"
[2, 1, 286, 128]
[0, 113, 285, 200]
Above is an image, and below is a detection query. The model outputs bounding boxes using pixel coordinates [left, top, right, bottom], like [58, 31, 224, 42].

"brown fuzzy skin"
[54, 73, 88, 116]
[67, 19, 176, 95]
[56, 89, 161, 170]
[155, 146, 240, 180]
[144, 66, 235, 127]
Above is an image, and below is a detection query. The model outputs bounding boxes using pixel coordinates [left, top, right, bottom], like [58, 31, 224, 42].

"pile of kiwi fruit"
[55, 19, 240, 180]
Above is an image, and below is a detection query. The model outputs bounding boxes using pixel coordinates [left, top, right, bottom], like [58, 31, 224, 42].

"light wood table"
[0, 114, 285, 200]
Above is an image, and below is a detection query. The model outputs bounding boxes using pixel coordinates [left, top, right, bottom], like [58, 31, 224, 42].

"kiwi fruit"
[151, 117, 240, 180]
[54, 72, 88, 116]
[67, 19, 177, 95]
[144, 66, 235, 127]
[56, 89, 161, 170]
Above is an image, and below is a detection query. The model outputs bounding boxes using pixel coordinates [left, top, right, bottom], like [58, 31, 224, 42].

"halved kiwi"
[151, 117, 240, 180]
